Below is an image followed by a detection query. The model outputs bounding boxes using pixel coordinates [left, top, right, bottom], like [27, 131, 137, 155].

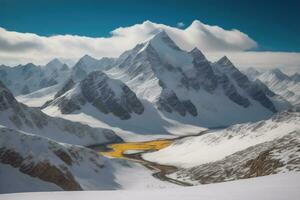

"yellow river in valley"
[100, 139, 172, 159]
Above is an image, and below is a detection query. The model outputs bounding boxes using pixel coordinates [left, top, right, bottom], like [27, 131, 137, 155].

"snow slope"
[1, 173, 299, 200]
[143, 108, 300, 168]
[16, 83, 62, 107]
[0, 126, 119, 192]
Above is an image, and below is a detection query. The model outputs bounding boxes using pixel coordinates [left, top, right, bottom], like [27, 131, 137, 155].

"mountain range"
[0, 30, 299, 194]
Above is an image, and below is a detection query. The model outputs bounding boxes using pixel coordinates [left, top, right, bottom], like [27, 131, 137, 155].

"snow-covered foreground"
[1, 173, 299, 200]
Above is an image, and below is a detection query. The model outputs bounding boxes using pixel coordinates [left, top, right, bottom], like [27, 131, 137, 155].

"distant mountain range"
[244, 67, 300, 105]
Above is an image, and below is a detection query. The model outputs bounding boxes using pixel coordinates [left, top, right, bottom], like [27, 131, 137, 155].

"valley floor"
[1, 173, 299, 200]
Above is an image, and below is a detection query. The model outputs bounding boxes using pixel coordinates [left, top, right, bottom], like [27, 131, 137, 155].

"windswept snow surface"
[16, 84, 62, 107]
[1, 173, 299, 200]
[143, 110, 300, 168]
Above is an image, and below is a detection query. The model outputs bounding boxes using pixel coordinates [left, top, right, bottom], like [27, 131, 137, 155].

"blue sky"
[0, 0, 299, 52]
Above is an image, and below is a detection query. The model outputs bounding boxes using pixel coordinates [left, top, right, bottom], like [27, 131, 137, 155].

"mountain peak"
[290, 72, 300, 82]
[269, 68, 290, 80]
[148, 30, 181, 51]
[189, 47, 206, 60]
[47, 58, 62, 66]
[74, 55, 99, 70]
[217, 56, 233, 66]
[79, 54, 98, 64]
[45, 58, 64, 70]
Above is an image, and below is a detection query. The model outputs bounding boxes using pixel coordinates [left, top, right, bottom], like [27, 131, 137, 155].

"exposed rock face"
[81, 71, 144, 119]
[157, 88, 197, 116]
[0, 127, 118, 191]
[0, 81, 20, 111]
[0, 148, 82, 191]
[187, 48, 218, 92]
[46, 71, 144, 120]
[215, 56, 277, 113]
[218, 74, 250, 107]
[54, 79, 75, 98]
[171, 132, 300, 185]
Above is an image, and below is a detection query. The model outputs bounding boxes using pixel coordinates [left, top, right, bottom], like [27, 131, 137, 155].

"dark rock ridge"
[157, 88, 197, 116]
[47, 71, 144, 120]
[81, 71, 144, 119]
[54, 79, 75, 98]
[215, 56, 277, 112]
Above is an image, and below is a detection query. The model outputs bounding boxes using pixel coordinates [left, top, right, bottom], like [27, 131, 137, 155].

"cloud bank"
[0, 20, 299, 73]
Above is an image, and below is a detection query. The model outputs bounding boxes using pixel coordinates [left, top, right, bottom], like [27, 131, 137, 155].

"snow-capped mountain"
[1, 31, 290, 130]
[0, 59, 70, 96]
[71, 55, 115, 81]
[0, 126, 119, 192]
[143, 107, 300, 184]
[44, 71, 144, 120]
[0, 81, 122, 146]
[245, 68, 300, 105]
[102, 31, 288, 127]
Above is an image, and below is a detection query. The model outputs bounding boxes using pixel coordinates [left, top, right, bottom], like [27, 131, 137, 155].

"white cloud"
[177, 22, 185, 28]
[0, 20, 299, 73]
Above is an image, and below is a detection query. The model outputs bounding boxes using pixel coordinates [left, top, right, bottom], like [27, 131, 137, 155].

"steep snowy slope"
[245, 68, 300, 105]
[143, 108, 300, 184]
[0, 59, 70, 96]
[0, 81, 122, 146]
[0, 126, 119, 192]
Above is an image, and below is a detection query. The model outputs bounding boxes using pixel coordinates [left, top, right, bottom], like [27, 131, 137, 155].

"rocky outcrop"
[47, 71, 144, 120]
[0, 148, 82, 191]
[80, 71, 144, 119]
[54, 79, 76, 98]
[157, 88, 197, 116]
[0, 127, 118, 191]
